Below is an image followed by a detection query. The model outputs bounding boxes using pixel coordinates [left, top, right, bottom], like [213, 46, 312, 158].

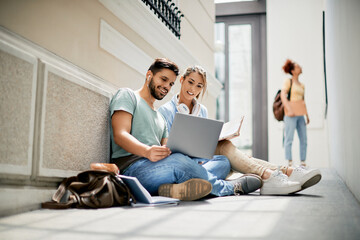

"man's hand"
[145, 145, 171, 162]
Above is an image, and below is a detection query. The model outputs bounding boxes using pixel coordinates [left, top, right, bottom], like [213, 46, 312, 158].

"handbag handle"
[42, 176, 78, 209]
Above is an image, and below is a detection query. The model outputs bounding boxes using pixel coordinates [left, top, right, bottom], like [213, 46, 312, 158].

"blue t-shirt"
[158, 94, 208, 134]
[110, 88, 168, 159]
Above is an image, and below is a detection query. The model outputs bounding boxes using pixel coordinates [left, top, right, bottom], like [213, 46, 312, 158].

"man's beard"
[148, 78, 166, 100]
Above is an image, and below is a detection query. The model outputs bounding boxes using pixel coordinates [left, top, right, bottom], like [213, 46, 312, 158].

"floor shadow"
[290, 193, 324, 198]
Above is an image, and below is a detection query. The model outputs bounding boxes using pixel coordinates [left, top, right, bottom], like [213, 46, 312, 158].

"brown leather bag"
[273, 79, 292, 121]
[42, 170, 134, 209]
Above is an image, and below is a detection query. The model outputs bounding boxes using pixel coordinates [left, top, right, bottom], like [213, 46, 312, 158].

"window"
[141, 0, 184, 39]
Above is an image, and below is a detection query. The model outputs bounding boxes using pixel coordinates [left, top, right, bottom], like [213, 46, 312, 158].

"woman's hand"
[145, 145, 171, 162]
[306, 114, 310, 124]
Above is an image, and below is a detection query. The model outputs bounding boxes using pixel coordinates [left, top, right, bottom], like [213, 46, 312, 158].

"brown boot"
[158, 179, 212, 201]
[90, 163, 119, 174]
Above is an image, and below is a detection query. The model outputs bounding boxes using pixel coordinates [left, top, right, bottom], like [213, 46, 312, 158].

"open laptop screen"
[166, 113, 224, 159]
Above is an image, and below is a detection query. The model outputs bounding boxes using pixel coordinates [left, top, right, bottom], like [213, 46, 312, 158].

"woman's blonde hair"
[182, 65, 207, 98]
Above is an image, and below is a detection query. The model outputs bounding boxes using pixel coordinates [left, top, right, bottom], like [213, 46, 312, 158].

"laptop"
[166, 113, 224, 159]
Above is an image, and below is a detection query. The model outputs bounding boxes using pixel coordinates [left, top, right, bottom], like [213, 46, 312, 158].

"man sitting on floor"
[92, 58, 262, 200]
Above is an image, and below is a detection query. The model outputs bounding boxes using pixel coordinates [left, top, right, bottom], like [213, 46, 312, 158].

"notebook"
[117, 175, 179, 207]
[166, 113, 224, 159]
[218, 116, 245, 141]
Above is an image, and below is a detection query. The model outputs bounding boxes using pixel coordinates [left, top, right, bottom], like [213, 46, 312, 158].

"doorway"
[215, 1, 267, 159]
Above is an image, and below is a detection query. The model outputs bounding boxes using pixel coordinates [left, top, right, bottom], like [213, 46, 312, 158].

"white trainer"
[288, 166, 322, 190]
[260, 169, 301, 195]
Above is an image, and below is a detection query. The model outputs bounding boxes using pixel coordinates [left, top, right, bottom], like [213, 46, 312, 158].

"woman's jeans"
[123, 153, 234, 197]
[284, 116, 307, 161]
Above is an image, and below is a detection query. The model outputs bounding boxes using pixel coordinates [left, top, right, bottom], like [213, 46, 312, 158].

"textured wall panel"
[0, 48, 35, 171]
[41, 71, 110, 174]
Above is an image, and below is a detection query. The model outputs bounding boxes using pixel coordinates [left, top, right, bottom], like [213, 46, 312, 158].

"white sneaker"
[260, 169, 301, 195]
[288, 166, 321, 190]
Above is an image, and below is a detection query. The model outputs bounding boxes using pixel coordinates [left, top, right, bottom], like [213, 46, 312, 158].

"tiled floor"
[0, 168, 359, 240]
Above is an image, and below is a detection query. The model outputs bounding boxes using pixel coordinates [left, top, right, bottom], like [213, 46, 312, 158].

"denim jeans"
[284, 116, 307, 161]
[123, 153, 234, 197]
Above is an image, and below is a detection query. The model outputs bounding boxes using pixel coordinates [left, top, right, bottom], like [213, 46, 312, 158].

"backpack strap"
[287, 79, 292, 101]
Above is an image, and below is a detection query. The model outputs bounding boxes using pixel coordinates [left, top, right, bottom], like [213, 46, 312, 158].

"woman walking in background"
[281, 59, 309, 167]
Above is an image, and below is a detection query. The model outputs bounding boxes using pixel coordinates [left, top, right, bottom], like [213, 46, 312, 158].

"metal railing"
[141, 0, 184, 39]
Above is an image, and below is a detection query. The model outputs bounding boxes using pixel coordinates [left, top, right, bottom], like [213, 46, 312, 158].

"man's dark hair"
[148, 58, 179, 76]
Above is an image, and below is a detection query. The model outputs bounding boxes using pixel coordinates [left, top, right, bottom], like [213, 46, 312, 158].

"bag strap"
[287, 79, 292, 101]
[42, 176, 78, 209]
[288, 79, 293, 100]
[51, 176, 77, 202]
[41, 195, 77, 209]
[112, 175, 136, 204]
[77, 176, 113, 208]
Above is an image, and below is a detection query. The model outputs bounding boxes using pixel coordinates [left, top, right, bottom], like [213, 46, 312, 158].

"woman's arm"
[304, 86, 309, 124]
[281, 90, 295, 117]
[306, 113, 310, 124]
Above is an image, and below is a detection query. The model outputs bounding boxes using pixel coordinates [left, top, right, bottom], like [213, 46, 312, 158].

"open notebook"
[117, 175, 179, 207]
[219, 116, 245, 141]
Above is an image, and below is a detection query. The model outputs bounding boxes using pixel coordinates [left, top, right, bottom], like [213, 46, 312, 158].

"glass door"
[215, 15, 267, 159]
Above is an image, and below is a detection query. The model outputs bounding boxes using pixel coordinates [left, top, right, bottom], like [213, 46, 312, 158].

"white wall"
[325, 0, 360, 201]
[0, 0, 221, 117]
[0, 0, 220, 216]
[267, 0, 330, 168]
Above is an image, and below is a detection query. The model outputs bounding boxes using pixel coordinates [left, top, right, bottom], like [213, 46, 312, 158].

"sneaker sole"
[158, 179, 212, 201]
[301, 174, 322, 190]
[260, 183, 301, 195]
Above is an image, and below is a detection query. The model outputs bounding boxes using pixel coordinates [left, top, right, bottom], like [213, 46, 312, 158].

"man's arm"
[112, 110, 171, 162]
[161, 138, 168, 146]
